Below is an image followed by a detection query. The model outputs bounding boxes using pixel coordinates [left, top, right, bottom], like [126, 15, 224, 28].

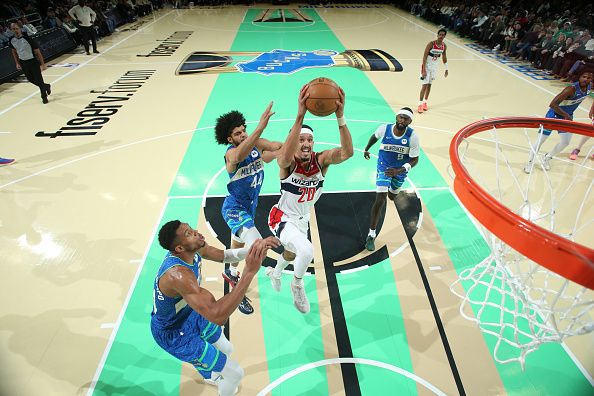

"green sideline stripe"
[337, 260, 416, 396]
[419, 189, 593, 395]
[93, 199, 201, 395]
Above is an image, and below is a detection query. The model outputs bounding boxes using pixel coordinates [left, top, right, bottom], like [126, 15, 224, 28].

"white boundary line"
[340, 265, 369, 274]
[256, 357, 446, 396]
[561, 342, 594, 388]
[390, 242, 409, 257]
[0, 10, 173, 117]
[86, 196, 170, 396]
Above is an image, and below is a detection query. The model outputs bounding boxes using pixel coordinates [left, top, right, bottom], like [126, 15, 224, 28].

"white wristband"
[403, 162, 411, 172]
[444, 62, 448, 70]
[337, 116, 346, 127]
[223, 247, 247, 263]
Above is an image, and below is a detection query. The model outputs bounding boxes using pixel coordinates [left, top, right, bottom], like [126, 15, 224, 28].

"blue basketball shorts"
[376, 169, 407, 193]
[542, 109, 572, 136]
[151, 311, 226, 377]
[221, 206, 256, 237]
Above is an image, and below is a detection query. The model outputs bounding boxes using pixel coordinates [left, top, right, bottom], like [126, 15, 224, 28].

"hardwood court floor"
[0, 5, 592, 396]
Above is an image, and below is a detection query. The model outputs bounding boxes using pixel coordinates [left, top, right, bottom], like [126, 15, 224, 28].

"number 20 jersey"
[277, 152, 324, 221]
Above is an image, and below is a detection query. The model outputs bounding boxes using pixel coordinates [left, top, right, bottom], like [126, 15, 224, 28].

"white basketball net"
[450, 124, 594, 369]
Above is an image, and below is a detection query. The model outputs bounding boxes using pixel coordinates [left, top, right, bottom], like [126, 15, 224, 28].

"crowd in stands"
[0, 0, 165, 49]
[402, 0, 594, 82]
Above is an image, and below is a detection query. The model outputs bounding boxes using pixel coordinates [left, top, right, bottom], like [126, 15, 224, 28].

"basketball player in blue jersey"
[524, 70, 593, 173]
[214, 102, 281, 315]
[151, 220, 279, 395]
[363, 107, 419, 251]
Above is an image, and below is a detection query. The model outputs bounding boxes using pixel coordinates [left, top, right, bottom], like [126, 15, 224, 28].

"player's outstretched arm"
[226, 102, 275, 166]
[549, 86, 575, 120]
[256, 138, 283, 163]
[199, 236, 280, 263]
[363, 131, 379, 160]
[319, 88, 354, 166]
[169, 239, 271, 325]
[276, 85, 308, 169]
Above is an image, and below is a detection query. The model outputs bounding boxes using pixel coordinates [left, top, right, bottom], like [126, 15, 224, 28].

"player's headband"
[300, 127, 314, 138]
[397, 109, 414, 121]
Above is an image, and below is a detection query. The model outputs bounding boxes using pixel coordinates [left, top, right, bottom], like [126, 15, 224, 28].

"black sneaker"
[222, 268, 254, 315]
[46, 84, 51, 95]
[42, 97, 48, 104]
[238, 296, 254, 315]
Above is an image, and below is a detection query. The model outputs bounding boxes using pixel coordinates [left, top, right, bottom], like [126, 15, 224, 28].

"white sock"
[217, 359, 244, 396]
[292, 276, 304, 287]
[368, 229, 376, 238]
[419, 100, 423, 105]
[229, 265, 239, 277]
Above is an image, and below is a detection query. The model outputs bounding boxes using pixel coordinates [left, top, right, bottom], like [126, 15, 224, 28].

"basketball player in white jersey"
[265, 87, 353, 313]
[418, 28, 449, 113]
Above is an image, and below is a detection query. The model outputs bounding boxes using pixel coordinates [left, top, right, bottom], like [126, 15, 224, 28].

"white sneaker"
[204, 373, 222, 386]
[290, 279, 310, 314]
[493, 44, 501, 51]
[523, 161, 534, 174]
[543, 154, 551, 170]
[265, 267, 281, 292]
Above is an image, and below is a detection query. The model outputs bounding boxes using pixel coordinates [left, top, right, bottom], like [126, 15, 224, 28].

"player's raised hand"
[257, 101, 275, 132]
[363, 151, 371, 160]
[245, 239, 271, 274]
[335, 88, 345, 118]
[262, 236, 281, 249]
[298, 84, 309, 117]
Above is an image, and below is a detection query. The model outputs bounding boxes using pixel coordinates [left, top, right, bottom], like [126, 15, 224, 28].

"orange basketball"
[305, 77, 340, 117]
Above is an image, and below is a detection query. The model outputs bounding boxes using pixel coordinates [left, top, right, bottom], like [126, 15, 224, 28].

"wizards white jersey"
[425, 41, 445, 68]
[276, 152, 324, 221]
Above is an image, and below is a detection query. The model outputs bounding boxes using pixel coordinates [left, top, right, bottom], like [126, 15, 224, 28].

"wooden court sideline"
[0, 5, 592, 396]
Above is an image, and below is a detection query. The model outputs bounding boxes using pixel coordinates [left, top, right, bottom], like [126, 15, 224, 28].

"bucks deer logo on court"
[176, 49, 403, 75]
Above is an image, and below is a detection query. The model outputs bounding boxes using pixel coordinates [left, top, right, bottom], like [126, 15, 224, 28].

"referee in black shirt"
[9, 23, 52, 104]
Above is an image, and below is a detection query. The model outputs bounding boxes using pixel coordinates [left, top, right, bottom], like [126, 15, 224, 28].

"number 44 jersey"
[277, 152, 325, 222]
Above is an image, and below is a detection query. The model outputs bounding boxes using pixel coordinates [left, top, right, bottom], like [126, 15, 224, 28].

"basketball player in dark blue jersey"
[363, 108, 419, 251]
[151, 220, 279, 395]
[214, 102, 281, 314]
[524, 70, 593, 173]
